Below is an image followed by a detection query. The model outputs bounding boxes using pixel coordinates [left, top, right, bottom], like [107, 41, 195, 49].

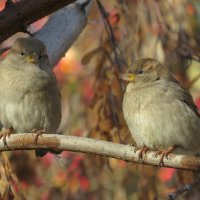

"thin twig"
[168, 177, 200, 200]
[96, 0, 125, 72]
[153, 0, 168, 33]
[96, 0, 125, 140]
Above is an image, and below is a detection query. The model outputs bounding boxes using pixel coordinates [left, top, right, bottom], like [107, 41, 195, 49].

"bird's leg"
[155, 146, 176, 166]
[134, 146, 150, 161]
[31, 128, 45, 144]
[0, 127, 13, 146]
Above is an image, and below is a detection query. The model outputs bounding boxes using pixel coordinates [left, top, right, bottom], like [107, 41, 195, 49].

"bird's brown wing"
[172, 81, 200, 118]
[182, 88, 200, 118]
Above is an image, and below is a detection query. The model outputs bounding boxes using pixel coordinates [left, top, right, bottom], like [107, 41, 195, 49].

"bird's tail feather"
[35, 149, 62, 157]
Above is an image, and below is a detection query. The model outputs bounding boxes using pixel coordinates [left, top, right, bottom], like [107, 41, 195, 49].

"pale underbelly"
[0, 100, 54, 133]
[123, 101, 200, 152]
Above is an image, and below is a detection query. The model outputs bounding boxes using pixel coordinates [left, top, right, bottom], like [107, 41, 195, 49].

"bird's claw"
[155, 146, 176, 166]
[31, 129, 45, 144]
[134, 146, 149, 161]
[134, 146, 140, 153]
[0, 128, 13, 147]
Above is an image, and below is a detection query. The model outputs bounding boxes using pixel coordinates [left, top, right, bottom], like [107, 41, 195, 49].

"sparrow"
[0, 37, 61, 157]
[120, 58, 200, 165]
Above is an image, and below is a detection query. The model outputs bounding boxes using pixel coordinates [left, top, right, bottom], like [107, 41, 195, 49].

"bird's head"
[11, 37, 48, 65]
[120, 58, 171, 83]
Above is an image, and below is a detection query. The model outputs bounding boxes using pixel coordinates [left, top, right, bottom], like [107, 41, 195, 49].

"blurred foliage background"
[1, 0, 200, 199]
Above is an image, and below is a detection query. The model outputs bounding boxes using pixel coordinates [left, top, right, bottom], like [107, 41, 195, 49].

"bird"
[120, 58, 200, 165]
[0, 37, 61, 157]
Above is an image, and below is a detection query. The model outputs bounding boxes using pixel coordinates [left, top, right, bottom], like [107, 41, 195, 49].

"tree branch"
[0, 0, 92, 67]
[168, 178, 200, 200]
[2, 133, 200, 171]
[0, 0, 76, 43]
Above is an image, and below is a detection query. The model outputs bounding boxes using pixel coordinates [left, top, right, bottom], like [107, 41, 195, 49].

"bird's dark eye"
[21, 51, 24, 56]
[137, 69, 143, 74]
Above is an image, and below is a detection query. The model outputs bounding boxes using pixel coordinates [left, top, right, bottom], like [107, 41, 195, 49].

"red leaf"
[80, 176, 90, 191]
[158, 168, 176, 182]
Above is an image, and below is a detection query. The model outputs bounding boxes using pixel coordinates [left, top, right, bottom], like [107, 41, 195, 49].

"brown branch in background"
[168, 178, 200, 200]
[96, 0, 126, 137]
[0, 0, 76, 43]
[0, 152, 26, 199]
[1, 133, 200, 171]
[96, 0, 125, 72]
[153, 0, 168, 33]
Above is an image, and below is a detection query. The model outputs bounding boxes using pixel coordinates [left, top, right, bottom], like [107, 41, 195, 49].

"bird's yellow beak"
[119, 73, 136, 82]
[26, 54, 38, 63]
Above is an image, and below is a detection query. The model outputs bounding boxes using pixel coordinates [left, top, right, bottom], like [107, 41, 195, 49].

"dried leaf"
[99, 119, 113, 132]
